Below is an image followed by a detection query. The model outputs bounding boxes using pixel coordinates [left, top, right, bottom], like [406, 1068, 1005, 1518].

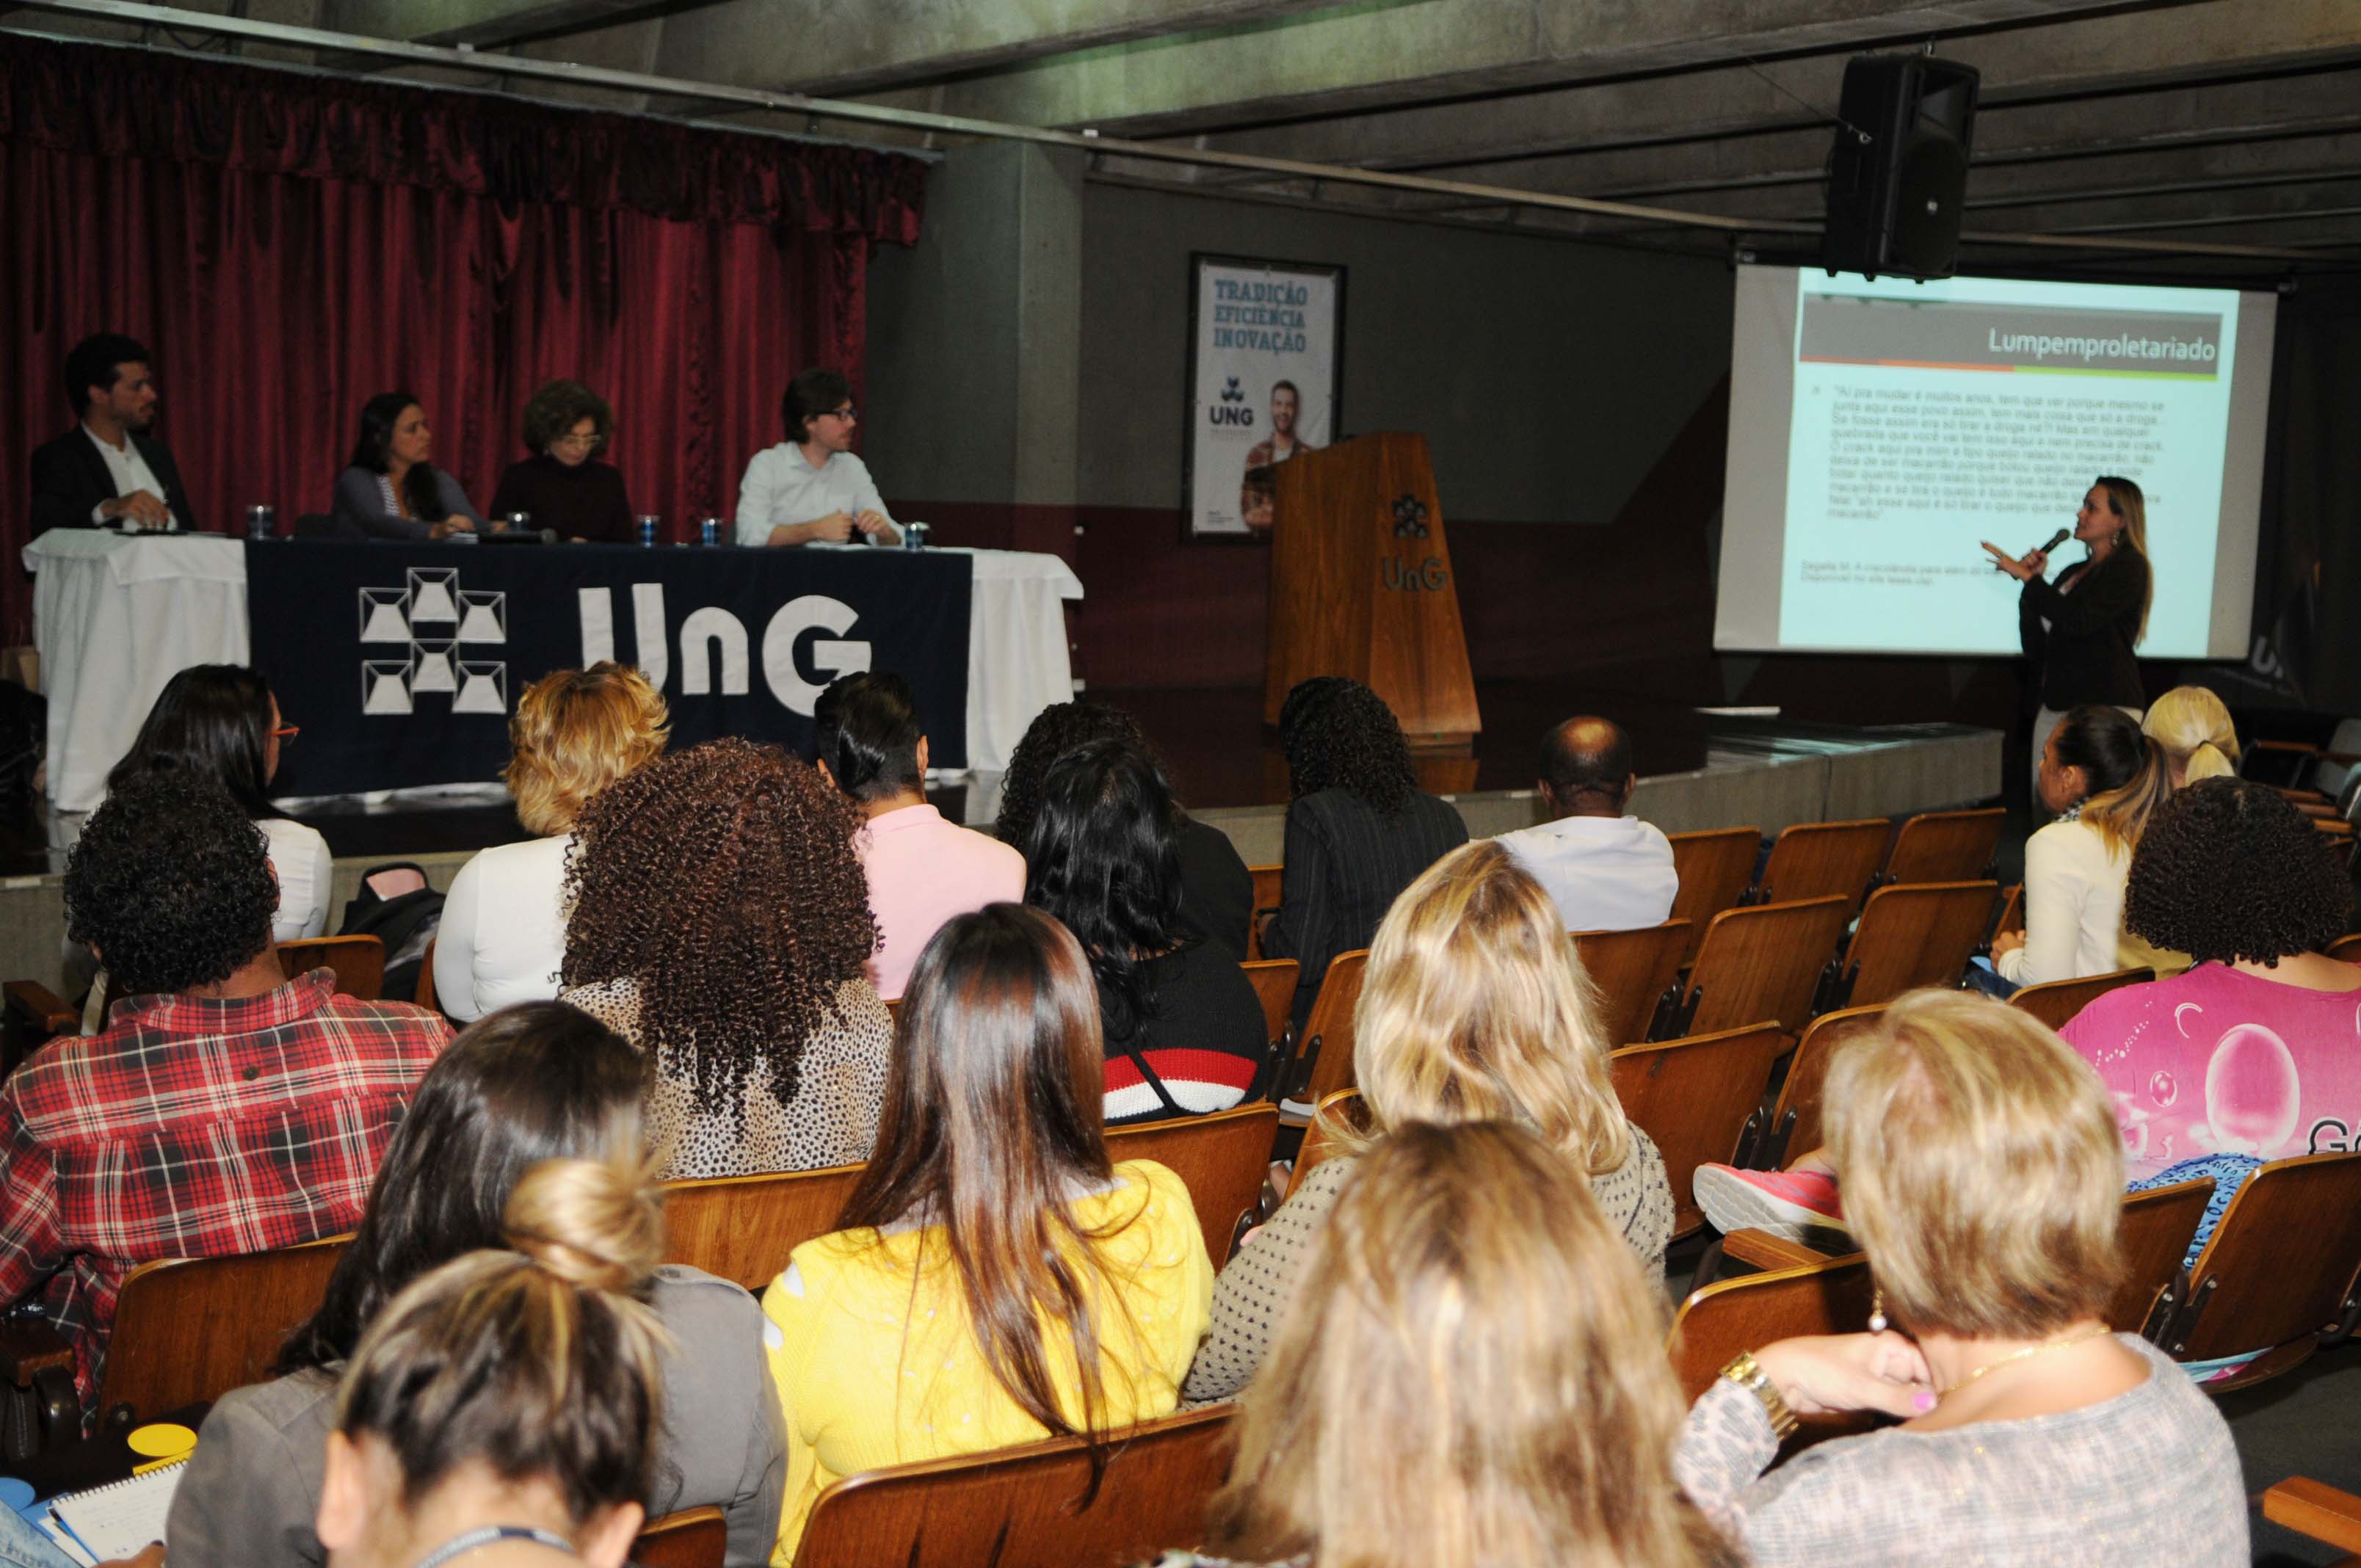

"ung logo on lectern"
[357, 567, 509, 716]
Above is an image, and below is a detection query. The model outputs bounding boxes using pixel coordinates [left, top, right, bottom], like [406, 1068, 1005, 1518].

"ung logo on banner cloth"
[248, 542, 974, 797]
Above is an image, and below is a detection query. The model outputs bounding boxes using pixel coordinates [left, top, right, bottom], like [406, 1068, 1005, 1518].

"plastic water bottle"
[902, 520, 929, 552]
[637, 515, 659, 548]
[245, 504, 275, 540]
[699, 516, 721, 547]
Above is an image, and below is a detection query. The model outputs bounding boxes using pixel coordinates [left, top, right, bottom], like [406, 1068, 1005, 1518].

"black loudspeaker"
[1821, 54, 1979, 281]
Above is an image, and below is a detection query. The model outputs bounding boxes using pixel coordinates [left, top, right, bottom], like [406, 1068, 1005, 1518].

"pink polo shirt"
[856, 803, 1026, 1001]
[2059, 960, 2361, 1181]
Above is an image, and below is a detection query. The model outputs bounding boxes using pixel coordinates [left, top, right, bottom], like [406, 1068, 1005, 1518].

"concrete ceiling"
[20, 0, 2361, 274]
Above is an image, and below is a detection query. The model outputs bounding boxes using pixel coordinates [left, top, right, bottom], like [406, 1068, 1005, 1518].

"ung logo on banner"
[574, 586, 873, 716]
[356, 567, 510, 716]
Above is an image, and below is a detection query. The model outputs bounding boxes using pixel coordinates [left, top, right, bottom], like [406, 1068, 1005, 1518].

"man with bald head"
[1494, 715, 1678, 932]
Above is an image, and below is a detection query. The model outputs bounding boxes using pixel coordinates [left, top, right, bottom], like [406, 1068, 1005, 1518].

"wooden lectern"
[1263, 432, 1480, 747]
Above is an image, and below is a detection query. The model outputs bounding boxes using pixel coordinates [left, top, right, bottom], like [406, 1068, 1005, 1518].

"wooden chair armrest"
[0, 1319, 76, 1387]
[1721, 1227, 1839, 1271]
[2, 982, 76, 1036]
[2264, 1477, 2361, 1553]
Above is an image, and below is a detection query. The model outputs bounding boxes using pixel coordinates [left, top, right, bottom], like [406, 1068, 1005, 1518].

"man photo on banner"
[1239, 380, 1317, 531]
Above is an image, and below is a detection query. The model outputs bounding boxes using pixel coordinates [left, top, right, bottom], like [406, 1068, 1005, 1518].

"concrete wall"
[1074, 183, 1731, 526]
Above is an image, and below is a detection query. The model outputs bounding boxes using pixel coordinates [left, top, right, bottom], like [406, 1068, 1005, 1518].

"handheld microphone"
[2028, 527, 2070, 559]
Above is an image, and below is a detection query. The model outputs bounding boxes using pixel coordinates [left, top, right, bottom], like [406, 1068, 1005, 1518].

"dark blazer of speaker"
[1821, 55, 1980, 281]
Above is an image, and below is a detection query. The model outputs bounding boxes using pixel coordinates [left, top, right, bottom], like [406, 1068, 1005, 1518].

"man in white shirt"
[29, 333, 197, 537]
[734, 367, 902, 548]
[1494, 715, 1678, 933]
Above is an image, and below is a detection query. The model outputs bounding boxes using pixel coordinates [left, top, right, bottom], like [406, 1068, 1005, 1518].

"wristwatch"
[1719, 1349, 1800, 1440]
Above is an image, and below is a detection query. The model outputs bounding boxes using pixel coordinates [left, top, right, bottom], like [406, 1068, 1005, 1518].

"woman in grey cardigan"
[331, 391, 483, 540]
[1676, 988, 2247, 1567]
[166, 1003, 786, 1568]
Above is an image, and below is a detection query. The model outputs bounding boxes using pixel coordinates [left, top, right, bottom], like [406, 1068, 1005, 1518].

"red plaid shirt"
[0, 970, 449, 1409]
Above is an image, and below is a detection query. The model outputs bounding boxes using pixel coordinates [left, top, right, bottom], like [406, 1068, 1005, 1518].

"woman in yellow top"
[760, 904, 1214, 1561]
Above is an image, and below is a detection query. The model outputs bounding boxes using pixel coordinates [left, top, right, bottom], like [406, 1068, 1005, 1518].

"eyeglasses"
[825, 405, 857, 422]
[550, 430, 606, 450]
[270, 722, 300, 743]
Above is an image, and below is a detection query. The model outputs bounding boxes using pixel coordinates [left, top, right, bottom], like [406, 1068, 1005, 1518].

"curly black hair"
[561, 738, 878, 1119]
[1278, 675, 1418, 817]
[2125, 777, 2353, 965]
[65, 772, 275, 997]
[995, 701, 1167, 850]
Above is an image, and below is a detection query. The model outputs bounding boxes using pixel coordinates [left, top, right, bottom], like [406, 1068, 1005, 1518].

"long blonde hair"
[1205, 1122, 1730, 1568]
[2142, 685, 2240, 785]
[1349, 840, 1630, 1175]
[2093, 475, 2153, 647]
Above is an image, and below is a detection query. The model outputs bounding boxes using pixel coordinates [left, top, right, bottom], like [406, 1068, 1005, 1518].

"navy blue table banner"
[245, 541, 975, 796]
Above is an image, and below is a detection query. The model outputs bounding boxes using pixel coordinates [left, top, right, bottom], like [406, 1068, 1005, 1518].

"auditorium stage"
[0, 681, 2001, 992]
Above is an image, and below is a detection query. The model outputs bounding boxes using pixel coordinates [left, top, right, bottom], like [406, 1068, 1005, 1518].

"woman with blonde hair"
[2141, 684, 2241, 786]
[1183, 838, 1672, 1403]
[1154, 1122, 1731, 1568]
[1677, 989, 2245, 1565]
[761, 904, 1211, 1558]
[313, 1155, 672, 1568]
[435, 664, 669, 1021]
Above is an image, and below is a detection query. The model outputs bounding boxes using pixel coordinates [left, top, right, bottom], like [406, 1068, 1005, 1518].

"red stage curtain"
[0, 35, 927, 642]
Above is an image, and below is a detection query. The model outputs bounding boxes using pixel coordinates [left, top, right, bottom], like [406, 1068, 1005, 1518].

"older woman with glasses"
[489, 379, 635, 543]
[1676, 988, 2246, 1566]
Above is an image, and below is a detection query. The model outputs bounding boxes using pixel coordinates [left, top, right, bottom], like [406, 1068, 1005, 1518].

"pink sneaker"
[1694, 1164, 1850, 1243]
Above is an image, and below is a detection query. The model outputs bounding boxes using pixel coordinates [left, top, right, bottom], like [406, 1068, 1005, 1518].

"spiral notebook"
[34, 1459, 185, 1567]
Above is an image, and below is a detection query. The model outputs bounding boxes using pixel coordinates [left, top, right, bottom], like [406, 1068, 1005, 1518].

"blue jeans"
[0, 1506, 77, 1568]
[1963, 955, 2020, 1000]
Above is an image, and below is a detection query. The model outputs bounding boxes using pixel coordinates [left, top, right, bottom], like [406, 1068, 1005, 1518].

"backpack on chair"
[338, 863, 444, 1006]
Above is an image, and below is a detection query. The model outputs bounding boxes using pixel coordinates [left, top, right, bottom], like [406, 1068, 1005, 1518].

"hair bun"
[501, 1157, 665, 1293]
[2183, 742, 2236, 783]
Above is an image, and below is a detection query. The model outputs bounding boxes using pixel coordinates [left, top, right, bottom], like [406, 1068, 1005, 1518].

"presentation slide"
[1715, 266, 2276, 658]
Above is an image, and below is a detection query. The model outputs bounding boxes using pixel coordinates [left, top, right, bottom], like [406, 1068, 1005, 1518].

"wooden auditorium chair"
[1569, 919, 1689, 1046]
[1610, 1023, 1787, 1239]
[1880, 807, 2004, 887]
[1106, 1103, 1279, 1267]
[49, 1235, 352, 1441]
[2261, 1476, 2361, 1564]
[1664, 896, 1851, 1039]
[277, 934, 387, 1001]
[1825, 880, 1997, 1010]
[0, 979, 78, 1078]
[2112, 1177, 2214, 1338]
[2147, 1150, 2361, 1391]
[1755, 819, 1890, 916]
[414, 935, 440, 1012]
[1283, 1088, 1368, 1202]
[1273, 949, 1369, 1117]
[1245, 863, 1283, 959]
[661, 1164, 866, 1293]
[2007, 966, 2152, 1032]
[1665, 827, 1760, 965]
[790, 1404, 1236, 1568]
[635, 1507, 727, 1568]
[1238, 957, 1298, 1057]
[1744, 1003, 1883, 1172]
[1669, 1244, 1876, 1450]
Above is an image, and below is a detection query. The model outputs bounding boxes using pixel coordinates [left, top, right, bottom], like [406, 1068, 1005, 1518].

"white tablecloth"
[25, 532, 1082, 812]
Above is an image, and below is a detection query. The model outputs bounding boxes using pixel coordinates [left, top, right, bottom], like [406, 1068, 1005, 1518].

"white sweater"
[433, 834, 573, 1021]
[1995, 816, 2128, 987]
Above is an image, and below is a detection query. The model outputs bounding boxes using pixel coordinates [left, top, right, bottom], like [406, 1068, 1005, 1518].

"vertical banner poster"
[1183, 254, 1345, 540]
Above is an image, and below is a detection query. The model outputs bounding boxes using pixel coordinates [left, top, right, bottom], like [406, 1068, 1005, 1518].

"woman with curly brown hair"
[489, 379, 635, 542]
[1262, 676, 1467, 1034]
[560, 737, 891, 1178]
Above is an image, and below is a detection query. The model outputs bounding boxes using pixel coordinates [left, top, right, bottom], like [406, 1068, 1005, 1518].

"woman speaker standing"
[1983, 476, 2153, 788]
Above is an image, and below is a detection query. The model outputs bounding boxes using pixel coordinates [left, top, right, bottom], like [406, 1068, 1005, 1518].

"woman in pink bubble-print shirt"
[2059, 779, 2360, 1251]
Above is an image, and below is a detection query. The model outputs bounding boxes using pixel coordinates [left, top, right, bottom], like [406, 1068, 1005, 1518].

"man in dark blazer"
[29, 333, 198, 537]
